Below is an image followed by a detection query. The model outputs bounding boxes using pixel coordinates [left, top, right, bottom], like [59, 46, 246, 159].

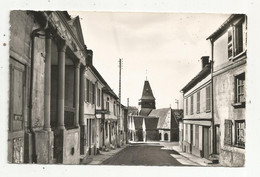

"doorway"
[8, 59, 26, 163]
[203, 127, 210, 159]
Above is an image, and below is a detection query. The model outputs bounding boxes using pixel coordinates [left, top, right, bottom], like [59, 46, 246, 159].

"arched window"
[159, 133, 162, 140]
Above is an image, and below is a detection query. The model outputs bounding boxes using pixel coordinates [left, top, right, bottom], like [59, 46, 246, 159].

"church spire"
[140, 80, 155, 100]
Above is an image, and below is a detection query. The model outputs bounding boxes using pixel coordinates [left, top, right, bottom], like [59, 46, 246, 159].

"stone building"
[207, 14, 247, 166]
[180, 56, 213, 159]
[8, 10, 126, 164]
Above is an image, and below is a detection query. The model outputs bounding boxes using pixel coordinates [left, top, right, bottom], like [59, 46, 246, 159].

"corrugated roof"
[140, 81, 155, 100]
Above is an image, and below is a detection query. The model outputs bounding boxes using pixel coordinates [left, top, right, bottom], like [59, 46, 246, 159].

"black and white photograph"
[0, 0, 260, 177]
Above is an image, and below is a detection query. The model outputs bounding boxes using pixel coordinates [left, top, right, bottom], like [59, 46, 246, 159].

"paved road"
[102, 143, 186, 166]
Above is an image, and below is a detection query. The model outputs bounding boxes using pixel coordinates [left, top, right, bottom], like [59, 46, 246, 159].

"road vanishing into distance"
[102, 143, 190, 166]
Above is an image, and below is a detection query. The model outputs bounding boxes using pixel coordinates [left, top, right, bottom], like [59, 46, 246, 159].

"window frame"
[234, 120, 245, 148]
[190, 95, 194, 115]
[233, 72, 245, 108]
[206, 85, 211, 112]
[197, 91, 200, 114]
[227, 17, 245, 60]
[185, 98, 188, 115]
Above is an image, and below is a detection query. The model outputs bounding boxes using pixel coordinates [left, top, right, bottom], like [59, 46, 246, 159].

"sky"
[69, 11, 230, 109]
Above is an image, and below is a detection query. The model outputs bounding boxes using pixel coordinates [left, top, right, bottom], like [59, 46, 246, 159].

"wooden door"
[203, 127, 210, 159]
[8, 59, 26, 163]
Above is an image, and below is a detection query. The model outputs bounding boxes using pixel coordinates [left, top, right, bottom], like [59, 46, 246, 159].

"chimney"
[201, 56, 209, 69]
[86, 49, 93, 66]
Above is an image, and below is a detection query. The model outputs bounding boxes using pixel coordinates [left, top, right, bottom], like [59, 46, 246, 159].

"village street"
[87, 142, 200, 166]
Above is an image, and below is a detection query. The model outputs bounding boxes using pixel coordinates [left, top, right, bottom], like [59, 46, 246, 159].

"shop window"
[224, 120, 233, 146]
[235, 120, 245, 148]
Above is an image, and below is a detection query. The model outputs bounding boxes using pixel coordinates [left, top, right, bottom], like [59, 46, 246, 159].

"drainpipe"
[28, 12, 49, 163]
[210, 39, 215, 156]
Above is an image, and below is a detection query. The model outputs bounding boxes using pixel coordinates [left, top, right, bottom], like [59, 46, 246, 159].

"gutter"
[210, 39, 216, 155]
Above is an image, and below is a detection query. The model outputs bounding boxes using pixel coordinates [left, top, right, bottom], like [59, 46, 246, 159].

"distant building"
[128, 80, 182, 142]
[150, 108, 182, 142]
[207, 14, 247, 167]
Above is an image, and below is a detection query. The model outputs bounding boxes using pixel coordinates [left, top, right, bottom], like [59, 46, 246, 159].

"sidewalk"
[86, 144, 129, 165]
[171, 144, 221, 167]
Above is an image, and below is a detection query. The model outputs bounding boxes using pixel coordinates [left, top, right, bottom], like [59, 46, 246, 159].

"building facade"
[207, 14, 247, 166]
[181, 56, 213, 159]
[8, 10, 126, 164]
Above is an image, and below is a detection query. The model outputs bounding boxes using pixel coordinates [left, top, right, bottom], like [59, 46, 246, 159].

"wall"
[184, 75, 212, 120]
[214, 63, 246, 166]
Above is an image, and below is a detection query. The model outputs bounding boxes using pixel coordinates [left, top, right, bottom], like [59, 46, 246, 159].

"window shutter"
[224, 120, 233, 145]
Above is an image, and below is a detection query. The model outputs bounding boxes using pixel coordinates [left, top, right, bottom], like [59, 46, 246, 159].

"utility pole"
[118, 58, 122, 135]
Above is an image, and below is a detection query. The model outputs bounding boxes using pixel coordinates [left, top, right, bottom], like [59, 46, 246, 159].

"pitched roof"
[139, 108, 153, 116]
[206, 14, 245, 41]
[180, 64, 211, 93]
[127, 106, 139, 116]
[148, 108, 171, 129]
[68, 16, 85, 46]
[140, 81, 155, 100]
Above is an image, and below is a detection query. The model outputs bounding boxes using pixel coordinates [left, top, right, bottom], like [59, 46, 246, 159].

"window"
[85, 79, 89, 102]
[235, 73, 245, 104]
[206, 86, 211, 112]
[97, 89, 101, 107]
[185, 98, 188, 115]
[190, 95, 194, 115]
[227, 20, 244, 60]
[113, 101, 116, 116]
[106, 97, 110, 111]
[197, 91, 200, 113]
[92, 83, 95, 104]
[235, 120, 245, 148]
[224, 120, 233, 146]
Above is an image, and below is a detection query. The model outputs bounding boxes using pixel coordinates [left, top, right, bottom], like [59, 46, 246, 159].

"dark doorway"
[203, 127, 210, 159]
[164, 133, 168, 141]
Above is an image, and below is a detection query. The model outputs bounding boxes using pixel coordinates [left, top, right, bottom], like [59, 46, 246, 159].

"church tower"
[139, 80, 156, 116]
